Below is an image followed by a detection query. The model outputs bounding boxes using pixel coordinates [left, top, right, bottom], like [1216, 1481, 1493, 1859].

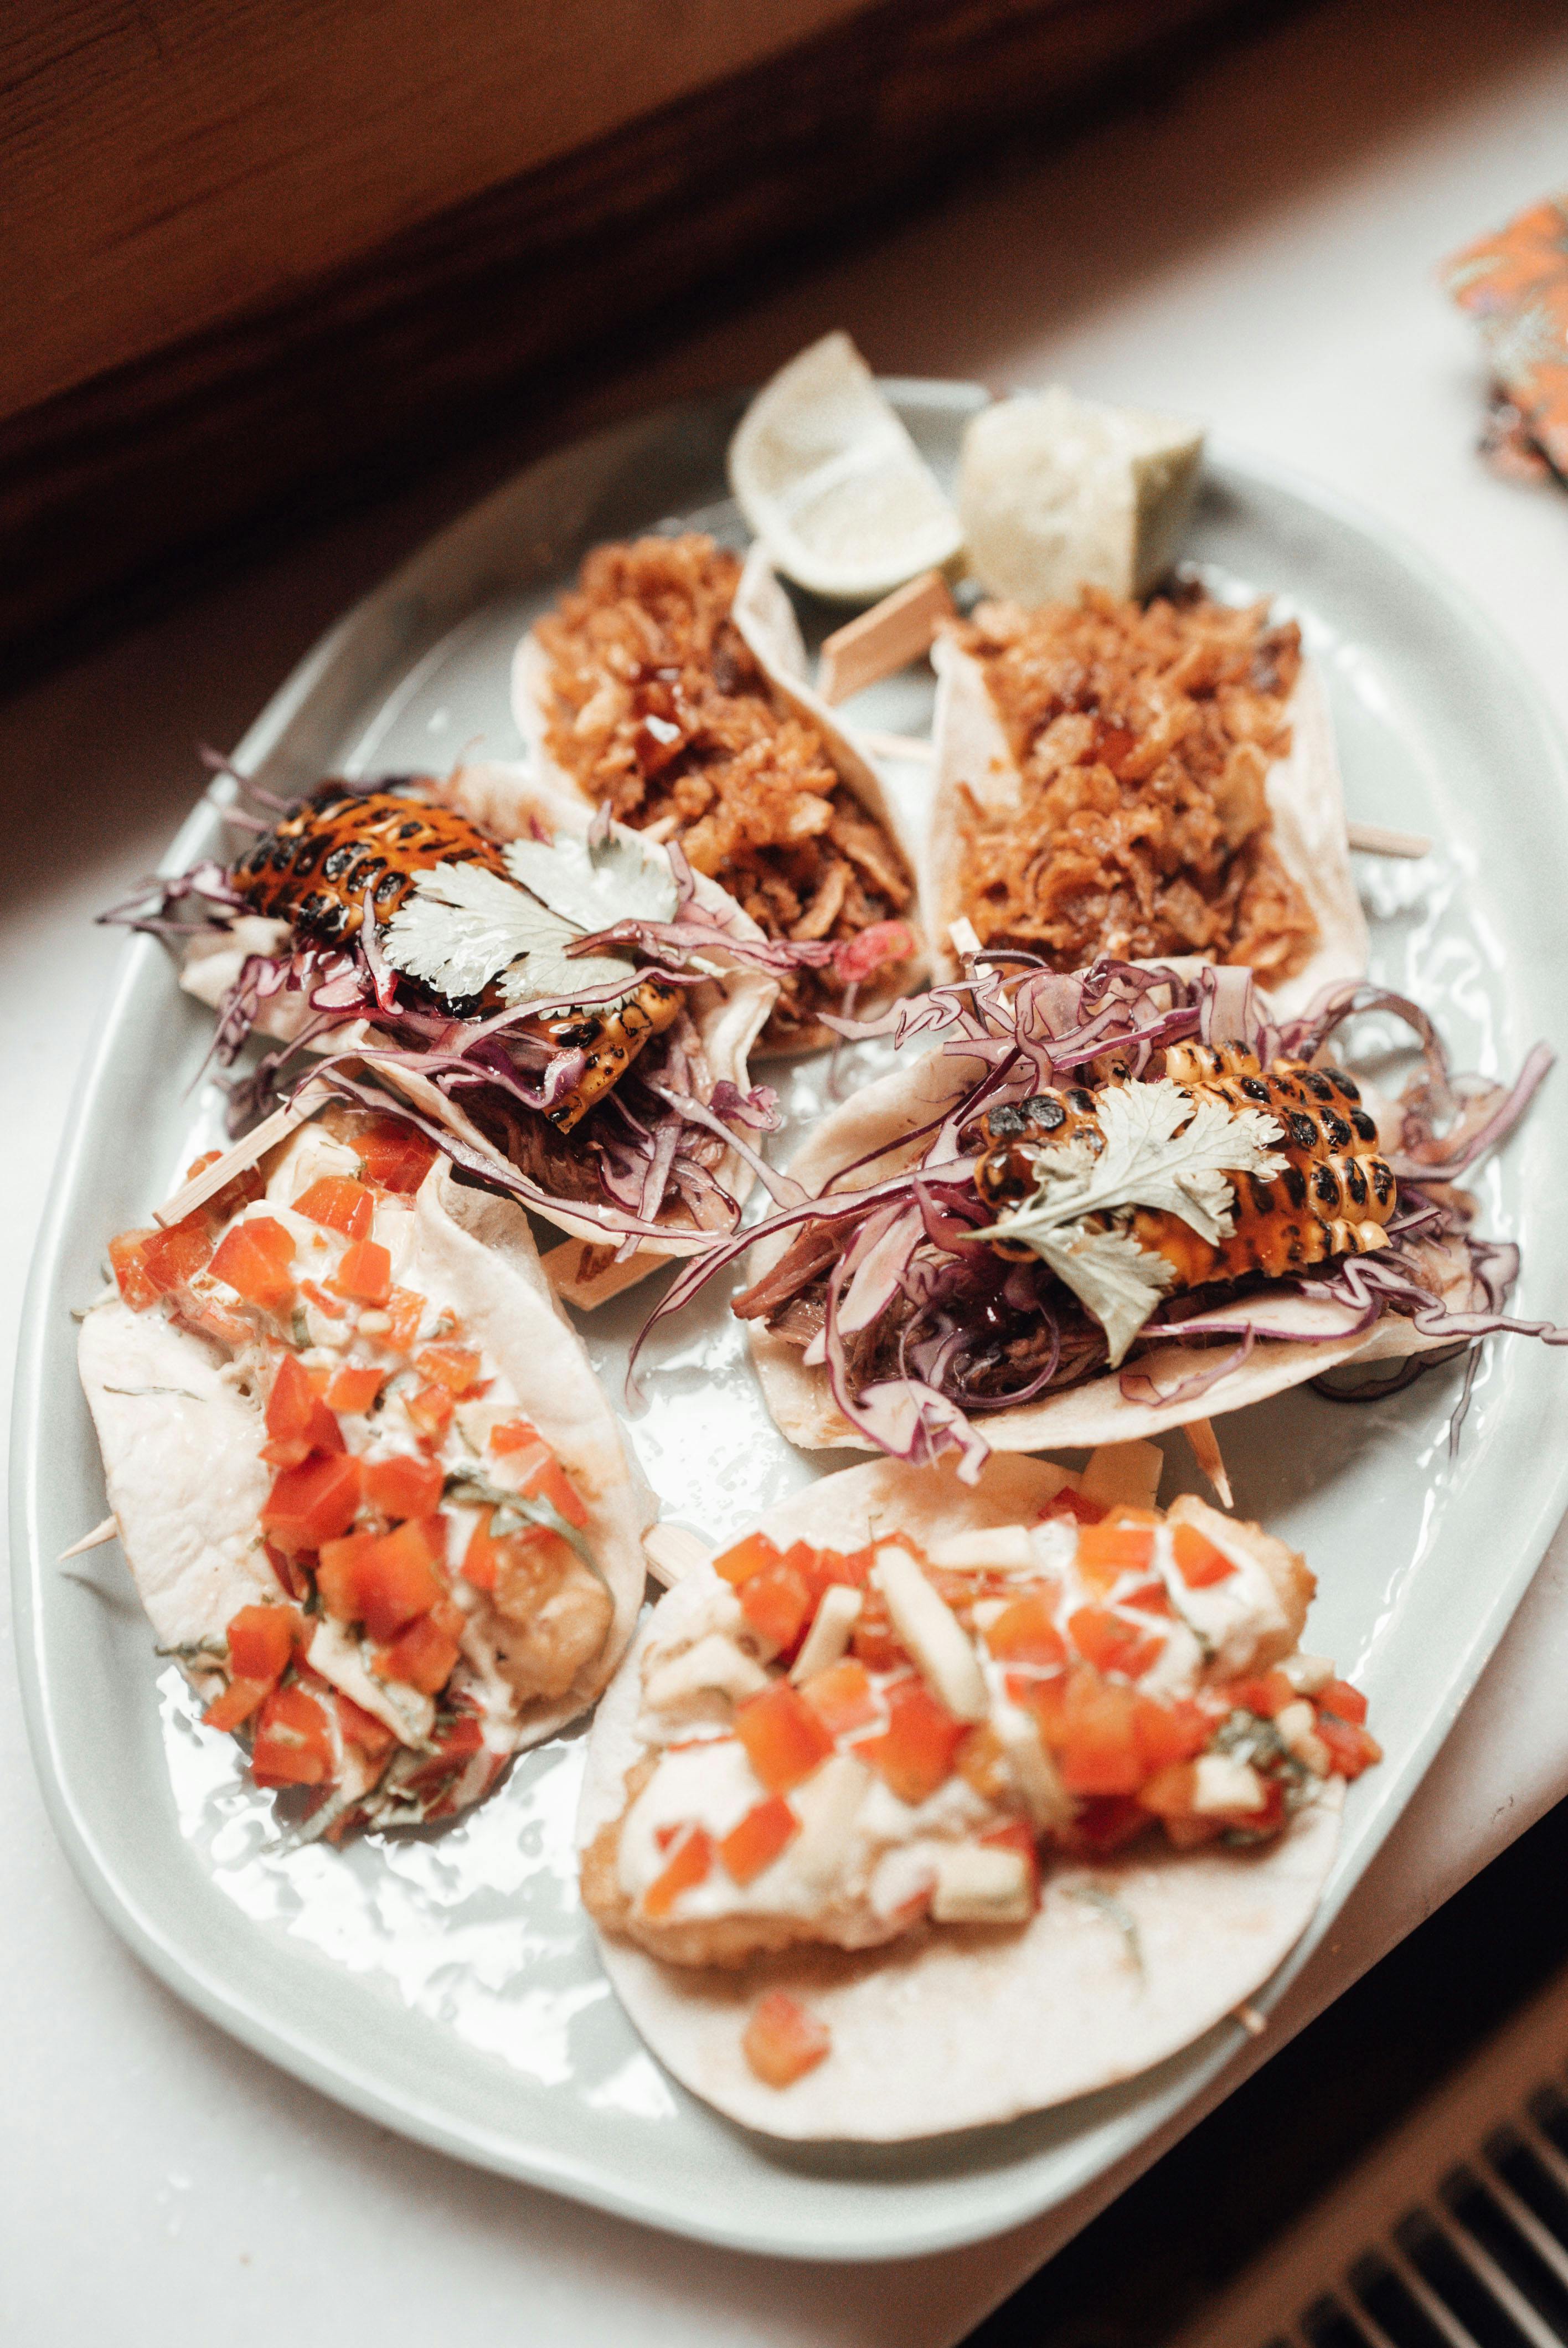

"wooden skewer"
[59, 1515, 119, 1560]
[154, 1080, 332, 1227]
[854, 727, 936, 764]
[1232, 2002, 1267, 2038]
[1183, 1417, 1234, 1510]
[817, 570, 956, 706]
[1347, 821, 1432, 859]
[643, 1525, 714, 1589]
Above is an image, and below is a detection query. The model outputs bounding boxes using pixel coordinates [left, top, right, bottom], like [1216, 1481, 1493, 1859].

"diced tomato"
[1246, 1778, 1289, 1835]
[737, 1561, 813, 1654]
[297, 1277, 347, 1320]
[979, 1818, 1042, 1907]
[209, 1215, 296, 1312]
[406, 1381, 456, 1438]
[1224, 1671, 1297, 1720]
[1139, 1760, 1199, 1818]
[1075, 1516, 1156, 1589]
[226, 1602, 306, 1685]
[984, 1592, 1067, 1669]
[461, 1508, 500, 1592]
[264, 1540, 308, 1601]
[373, 1611, 462, 1696]
[318, 1515, 446, 1641]
[142, 1217, 214, 1294]
[1068, 1794, 1148, 1852]
[712, 1530, 782, 1588]
[833, 918, 915, 985]
[643, 1825, 715, 1919]
[293, 1176, 375, 1241]
[488, 1418, 539, 1454]
[1132, 1695, 1213, 1770]
[260, 1449, 363, 1553]
[512, 1444, 590, 1532]
[331, 1239, 393, 1305]
[813, 1543, 874, 1592]
[403, 1712, 486, 1792]
[1315, 1714, 1383, 1779]
[193, 1159, 266, 1224]
[414, 1343, 482, 1397]
[1318, 1678, 1369, 1726]
[734, 1681, 835, 1795]
[1038, 1486, 1106, 1528]
[203, 1677, 272, 1733]
[1035, 1666, 1144, 1797]
[718, 1795, 798, 1885]
[853, 1676, 967, 1807]
[381, 1287, 426, 1350]
[250, 1683, 336, 1788]
[1068, 1605, 1165, 1683]
[1124, 1578, 1172, 1616]
[741, 1990, 831, 2088]
[849, 1592, 904, 1672]
[325, 1362, 385, 1414]
[261, 1353, 344, 1466]
[364, 1451, 444, 1522]
[799, 1657, 879, 1738]
[1172, 1522, 1237, 1587]
[333, 1691, 396, 1760]
[107, 1229, 160, 1310]
[184, 1150, 224, 1181]
[353, 1116, 437, 1194]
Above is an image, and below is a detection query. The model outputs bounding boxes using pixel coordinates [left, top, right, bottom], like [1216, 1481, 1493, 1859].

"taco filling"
[529, 534, 918, 1047]
[582, 1480, 1375, 2083]
[944, 587, 1319, 981]
[83, 1110, 642, 1837]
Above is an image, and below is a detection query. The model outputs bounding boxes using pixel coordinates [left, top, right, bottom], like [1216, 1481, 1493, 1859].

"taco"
[128, 762, 780, 1308]
[925, 586, 1366, 1017]
[512, 532, 924, 1050]
[80, 1108, 656, 1837]
[636, 957, 1554, 1471]
[578, 1452, 1371, 2140]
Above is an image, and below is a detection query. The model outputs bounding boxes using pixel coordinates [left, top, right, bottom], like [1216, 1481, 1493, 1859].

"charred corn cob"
[527, 979, 684, 1132]
[972, 1046, 1396, 1289]
[234, 789, 506, 944]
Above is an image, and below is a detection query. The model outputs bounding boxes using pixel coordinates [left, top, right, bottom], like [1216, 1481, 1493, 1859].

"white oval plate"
[13, 384, 1568, 2261]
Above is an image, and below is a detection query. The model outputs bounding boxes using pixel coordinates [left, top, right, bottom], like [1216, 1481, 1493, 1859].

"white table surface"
[6, 0, 1568, 2336]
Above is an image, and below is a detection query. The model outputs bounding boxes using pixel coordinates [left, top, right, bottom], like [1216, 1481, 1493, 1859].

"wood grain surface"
[0, 0, 1277, 684]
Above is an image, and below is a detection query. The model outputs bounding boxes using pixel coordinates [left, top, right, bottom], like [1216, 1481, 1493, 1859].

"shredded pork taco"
[637, 957, 1556, 1475]
[513, 533, 924, 1049]
[579, 1453, 1369, 2139]
[926, 586, 1366, 1016]
[115, 763, 784, 1308]
[80, 1111, 655, 1837]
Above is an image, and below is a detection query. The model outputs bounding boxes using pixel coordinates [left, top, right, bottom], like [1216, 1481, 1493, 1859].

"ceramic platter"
[13, 383, 1568, 2260]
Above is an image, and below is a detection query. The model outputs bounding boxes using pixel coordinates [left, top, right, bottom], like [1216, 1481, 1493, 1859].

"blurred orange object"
[1443, 197, 1568, 482]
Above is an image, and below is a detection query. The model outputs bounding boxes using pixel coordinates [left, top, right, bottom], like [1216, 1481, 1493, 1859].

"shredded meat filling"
[535, 534, 914, 1044]
[952, 585, 1318, 981]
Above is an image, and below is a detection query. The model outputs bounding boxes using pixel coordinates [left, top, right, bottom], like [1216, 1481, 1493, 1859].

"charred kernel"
[1350, 1106, 1378, 1144]
[1321, 1110, 1353, 1151]
[1023, 1094, 1067, 1129]
[1344, 1160, 1369, 1207]
[987, 1103, 1029, 1139]
[1246, 1173, 1276, 1212]
[1282, 1163, 1308, 1209]
[1240, 1076, 1272, 1103]
[1298, 1071, 1335, 1101]
[1311, 1162, 1342, 1207]
[1285, 1110, 1320, 1151]
[1066, 1088, 1097, 1115]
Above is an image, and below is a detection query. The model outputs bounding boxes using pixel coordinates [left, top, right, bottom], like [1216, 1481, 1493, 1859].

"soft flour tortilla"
[578, 1454, 1344, 2141]
[745, 1046, 1474, 1455]
[183, 766, 777, 1310]
[925, 632, 1368, 1018]
[513, 543, 930, 1052]
[79, 1137, 656, 1761]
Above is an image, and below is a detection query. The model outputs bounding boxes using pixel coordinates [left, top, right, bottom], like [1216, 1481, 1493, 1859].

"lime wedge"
[729, 332, 962, 603]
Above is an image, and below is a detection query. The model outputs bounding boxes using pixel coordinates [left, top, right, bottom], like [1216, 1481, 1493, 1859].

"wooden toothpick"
[817, 570, 956, 705]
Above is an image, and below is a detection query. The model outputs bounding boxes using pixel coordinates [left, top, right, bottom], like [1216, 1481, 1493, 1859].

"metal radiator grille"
[1170, 1969, 1568, 2348]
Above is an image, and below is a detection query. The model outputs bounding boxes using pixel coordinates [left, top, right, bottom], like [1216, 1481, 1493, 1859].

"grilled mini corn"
[524, 979, 684, 1132]
[235, 789, 506, 944]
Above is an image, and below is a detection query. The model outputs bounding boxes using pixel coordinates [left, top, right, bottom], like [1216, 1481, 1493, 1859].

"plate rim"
[13, 382, 1568, 2260]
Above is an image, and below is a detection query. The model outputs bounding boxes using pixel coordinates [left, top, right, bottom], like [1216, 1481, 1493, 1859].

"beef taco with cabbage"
[579, 1451, 1373, 2140]
[80, 1109, 655, 1838]
[513, 533, 924, 1050]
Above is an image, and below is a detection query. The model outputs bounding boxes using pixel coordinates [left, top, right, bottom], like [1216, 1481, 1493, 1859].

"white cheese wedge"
[790, 1584, 864, 1682]
[926, 1526, 1036, 1573]
[1276, 1700, 1332, 1777]
[789, 1753, 874, 1892]
[1192, 1753, 1267, 1815]
[993, 1700, 1073, 1832]
[871, 1544, 988, 1722]
[930, 1844, 1033, 1925]
[643, 1634, 770, 1712]
[958, 388, 1204, 604]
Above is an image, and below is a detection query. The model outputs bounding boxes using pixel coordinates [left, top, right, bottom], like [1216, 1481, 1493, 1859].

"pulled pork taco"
[641, 958, 1556, 1474]
[120, 761, 783, 1309]
[513, 532, 924, 1050]
[579, 1451, 1371, 2140]
[926, 585, 1366, 1016]
[81, 1109, 655, 1838]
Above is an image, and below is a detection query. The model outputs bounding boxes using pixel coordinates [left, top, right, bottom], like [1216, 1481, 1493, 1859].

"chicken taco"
[80, 1109, 655, 1838]
[513, 533, 924, 1049]
[579, 1451, 1372, 2140]
[926, 585, 1366, 1016]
